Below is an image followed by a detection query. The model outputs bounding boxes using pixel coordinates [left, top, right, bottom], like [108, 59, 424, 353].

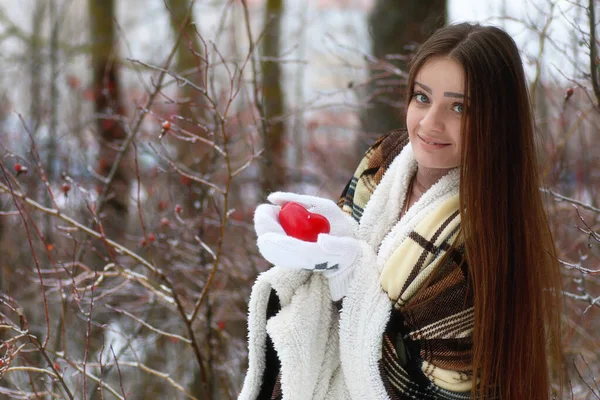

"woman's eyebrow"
[415, 81, 432, 93]
[414, 81, 464, 98]
[444, 92, 464, 98]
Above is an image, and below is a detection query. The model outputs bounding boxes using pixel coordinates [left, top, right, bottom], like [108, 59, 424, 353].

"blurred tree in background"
[260, 0, 286, 195]
[90, 0, 132, 240]
[164, 0, 216, 217]
[358, 0, 446, 153]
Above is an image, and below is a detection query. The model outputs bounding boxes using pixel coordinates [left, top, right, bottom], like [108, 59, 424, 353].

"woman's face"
[406, 57, 466, 169]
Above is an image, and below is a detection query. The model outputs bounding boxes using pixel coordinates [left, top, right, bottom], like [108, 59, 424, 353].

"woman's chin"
[413, 156, 459, 170]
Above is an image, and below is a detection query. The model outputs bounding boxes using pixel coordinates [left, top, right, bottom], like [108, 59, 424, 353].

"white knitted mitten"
[254, 192, 363, 301]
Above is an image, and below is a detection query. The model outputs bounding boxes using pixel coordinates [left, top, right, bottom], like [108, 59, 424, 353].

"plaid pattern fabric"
[339, 130, 475, 399]
[338, 129, 409, 222]
[379, 204, 474, 398]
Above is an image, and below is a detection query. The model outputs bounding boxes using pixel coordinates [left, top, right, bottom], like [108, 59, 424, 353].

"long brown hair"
[405, 23, 565, 399]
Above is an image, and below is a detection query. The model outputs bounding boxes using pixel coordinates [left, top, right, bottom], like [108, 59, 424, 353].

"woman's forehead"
[414, 57, 465, 94]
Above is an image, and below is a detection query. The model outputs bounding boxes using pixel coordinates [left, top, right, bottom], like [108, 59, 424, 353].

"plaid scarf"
[339, 129, 474, 399]
[338, 130, 410, 221]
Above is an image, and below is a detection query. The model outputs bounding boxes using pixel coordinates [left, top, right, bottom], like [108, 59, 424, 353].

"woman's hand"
[256, 192, 357, 238]
[254, 192, 361, 300]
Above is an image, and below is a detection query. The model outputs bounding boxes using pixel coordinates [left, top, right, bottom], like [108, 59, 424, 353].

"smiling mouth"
[418, 134, 450, 146]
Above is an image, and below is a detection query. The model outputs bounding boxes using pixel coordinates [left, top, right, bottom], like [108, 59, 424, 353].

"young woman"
[240, 23, 564, 400]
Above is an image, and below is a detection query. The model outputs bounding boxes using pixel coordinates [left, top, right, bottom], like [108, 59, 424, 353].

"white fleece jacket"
[239, 143, 461, 400]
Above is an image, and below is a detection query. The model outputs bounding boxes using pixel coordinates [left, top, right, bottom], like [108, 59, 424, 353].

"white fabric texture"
[238, 267, 351, 400]
[253, 193, 364, 301]
[239, 143, 461, 399]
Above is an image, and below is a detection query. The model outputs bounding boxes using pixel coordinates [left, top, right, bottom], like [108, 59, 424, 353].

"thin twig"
[559, 259, 600, 275]
[87, 361, 200, 400]
[0, 181, 162, 275]
[105, 305, 192, 344]
[67, 361, 125, 400]
[0, 165, 51, 349]
[110, 346, 127, 400]
[232, 149, 264, 178]
[573, 354, 600, 399]
[150, 143, 225, 193]
[3, 366, 58, 379]
[27, 333, 74, 400]
[540, 188, 600, 213]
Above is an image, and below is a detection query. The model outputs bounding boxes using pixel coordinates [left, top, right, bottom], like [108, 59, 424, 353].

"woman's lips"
[417, 133, 451, 149]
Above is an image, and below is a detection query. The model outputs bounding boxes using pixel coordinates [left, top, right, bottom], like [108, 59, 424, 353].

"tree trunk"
[29, 1, 45, 222]
[164, 0, 217, 215]
[260, 0, 286, 195]
[164, 0, 207, 137]
[44, 0, 59, 256]
[358, 0, 446, 154]
[89, 0, 131, 239]
[165, 0, 205, 106]
[30, 2, 45, 136]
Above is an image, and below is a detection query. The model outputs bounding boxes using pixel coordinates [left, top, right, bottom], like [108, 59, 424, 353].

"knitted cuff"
[327, 266, 355, 302]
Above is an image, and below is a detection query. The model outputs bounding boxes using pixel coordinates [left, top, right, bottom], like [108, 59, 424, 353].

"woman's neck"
[413, 165, 453, 195]
[402, 164, 455, 218]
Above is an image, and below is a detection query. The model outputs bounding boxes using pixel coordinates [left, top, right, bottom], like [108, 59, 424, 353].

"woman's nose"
[419, 106, 444, 133]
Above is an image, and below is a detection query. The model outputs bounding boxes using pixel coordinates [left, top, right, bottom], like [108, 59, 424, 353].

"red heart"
[278, 202, 330, 242]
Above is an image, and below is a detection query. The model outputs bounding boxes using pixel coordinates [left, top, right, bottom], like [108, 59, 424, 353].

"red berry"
[162, 120, 171, 131]
[67, 76, 81, 89]
[160, 217, 170, 227]
[175, 204, 183, 214]
[217, 321, 225, 330]
[180, 176, 192, 186]
[565, 87, 575, 101]
[148, 233, 156, 243]
[14, 163, 28, 176]
[101, 119, 115, 130]
[62, 183, 71, 195]
[98, 158, 110, 170]
[231, 210, 244, 221]
[140, 238, 147, 247]
[158, 200, 168, 212]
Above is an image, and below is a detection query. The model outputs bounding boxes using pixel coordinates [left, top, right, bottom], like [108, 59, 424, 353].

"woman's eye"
[414, 93, 429, 103]
[452, 103, 464, 114]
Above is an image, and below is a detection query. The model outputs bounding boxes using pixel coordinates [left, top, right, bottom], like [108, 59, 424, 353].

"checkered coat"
[240, 130, 474, 400]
